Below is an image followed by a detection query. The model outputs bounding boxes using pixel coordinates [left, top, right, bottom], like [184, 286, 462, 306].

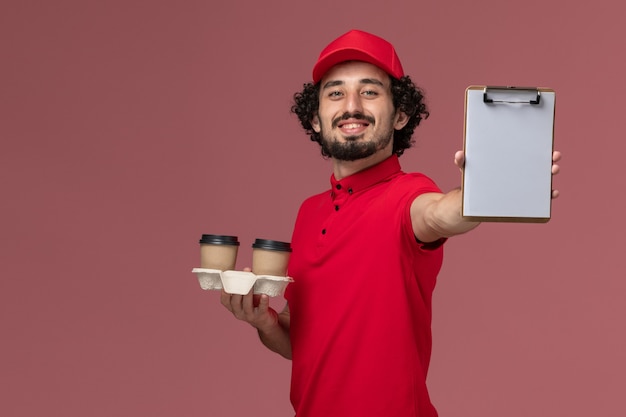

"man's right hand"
[220, 289, 279, 333]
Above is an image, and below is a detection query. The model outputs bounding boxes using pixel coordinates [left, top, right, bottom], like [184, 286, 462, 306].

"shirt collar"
[330, 155, 402, 197]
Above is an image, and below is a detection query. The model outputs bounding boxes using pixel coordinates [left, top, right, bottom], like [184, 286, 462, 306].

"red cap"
[312, 30, 404, 83]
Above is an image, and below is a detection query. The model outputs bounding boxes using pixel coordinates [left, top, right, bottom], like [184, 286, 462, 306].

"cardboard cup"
[251, 239, 292, 276]
[199, 234, 240, 271]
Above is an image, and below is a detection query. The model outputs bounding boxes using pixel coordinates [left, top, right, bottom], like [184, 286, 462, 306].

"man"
[221, 29, 561, 416]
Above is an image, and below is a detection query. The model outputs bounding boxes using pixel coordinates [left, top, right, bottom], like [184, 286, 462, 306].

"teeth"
[343, 123, 364, 129]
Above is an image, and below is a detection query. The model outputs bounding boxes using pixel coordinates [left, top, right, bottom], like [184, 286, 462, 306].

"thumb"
[454, 150, 465, 172]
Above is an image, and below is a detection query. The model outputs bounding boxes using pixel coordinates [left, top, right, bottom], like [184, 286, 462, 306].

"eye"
[362, 89, 378, 97]
[327, 90, 343, 98]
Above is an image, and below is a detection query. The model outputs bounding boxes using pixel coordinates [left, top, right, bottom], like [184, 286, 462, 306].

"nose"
[344, 90, 364, 114]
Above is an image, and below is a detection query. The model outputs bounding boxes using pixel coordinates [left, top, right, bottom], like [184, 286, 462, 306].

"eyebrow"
[322, 78, 385, 90]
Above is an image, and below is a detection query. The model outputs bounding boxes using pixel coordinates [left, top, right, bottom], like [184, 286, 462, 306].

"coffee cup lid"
[199, 234, 240, 245]
[252, 238, 292, 252]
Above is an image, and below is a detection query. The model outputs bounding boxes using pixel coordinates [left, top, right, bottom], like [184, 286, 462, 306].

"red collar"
[329, 155, 402, 198]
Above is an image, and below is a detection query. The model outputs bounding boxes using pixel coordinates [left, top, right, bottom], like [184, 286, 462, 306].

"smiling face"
[311, 61, 408, 162]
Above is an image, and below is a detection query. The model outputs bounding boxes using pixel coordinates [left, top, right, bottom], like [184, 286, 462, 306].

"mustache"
[331, 112, 375, 128]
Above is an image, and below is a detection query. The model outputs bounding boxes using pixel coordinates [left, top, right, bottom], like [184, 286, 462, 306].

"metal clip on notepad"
[483, 86, 541, 105]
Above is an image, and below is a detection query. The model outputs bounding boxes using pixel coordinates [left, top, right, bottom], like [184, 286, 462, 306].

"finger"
[257, 294, 270, 314]
[552, 164, 560, 175]
[241, 291, 256, 318]
[220, 290, 233, 312]
[243, 267, 252, 272]
[229, 294, 245, 319]
[552, 150, 561, 162]
[454, 150, 465, 169]
[551, 189, 560, 199]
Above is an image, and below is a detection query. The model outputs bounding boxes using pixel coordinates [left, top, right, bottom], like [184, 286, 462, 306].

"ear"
[311, 114, 321, 133]
[394, 111, 409, 130]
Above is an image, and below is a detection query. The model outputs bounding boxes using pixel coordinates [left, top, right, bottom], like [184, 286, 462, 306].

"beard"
[319, 113, 395, 161]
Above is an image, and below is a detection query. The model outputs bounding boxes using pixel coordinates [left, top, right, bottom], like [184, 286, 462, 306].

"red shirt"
[285, 155, 444, 417]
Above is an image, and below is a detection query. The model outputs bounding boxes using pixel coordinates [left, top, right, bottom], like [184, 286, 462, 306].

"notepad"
[462, 86, 556, 222]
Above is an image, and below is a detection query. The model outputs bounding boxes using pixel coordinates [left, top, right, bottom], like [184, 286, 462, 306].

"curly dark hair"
[290, 75, 429, 157]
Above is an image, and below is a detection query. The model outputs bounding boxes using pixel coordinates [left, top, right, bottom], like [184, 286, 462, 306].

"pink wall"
[2, 1, 624, 416]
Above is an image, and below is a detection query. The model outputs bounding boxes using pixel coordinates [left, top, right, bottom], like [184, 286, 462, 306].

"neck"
[332, 149, 393, 180]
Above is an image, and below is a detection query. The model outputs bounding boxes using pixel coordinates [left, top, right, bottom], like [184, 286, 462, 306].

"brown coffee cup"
[199, 234, 240, 271]
[251, 238, 292, 276]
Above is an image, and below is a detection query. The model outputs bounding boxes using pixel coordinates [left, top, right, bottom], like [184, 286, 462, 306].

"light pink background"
[2, 1, 624, 416]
